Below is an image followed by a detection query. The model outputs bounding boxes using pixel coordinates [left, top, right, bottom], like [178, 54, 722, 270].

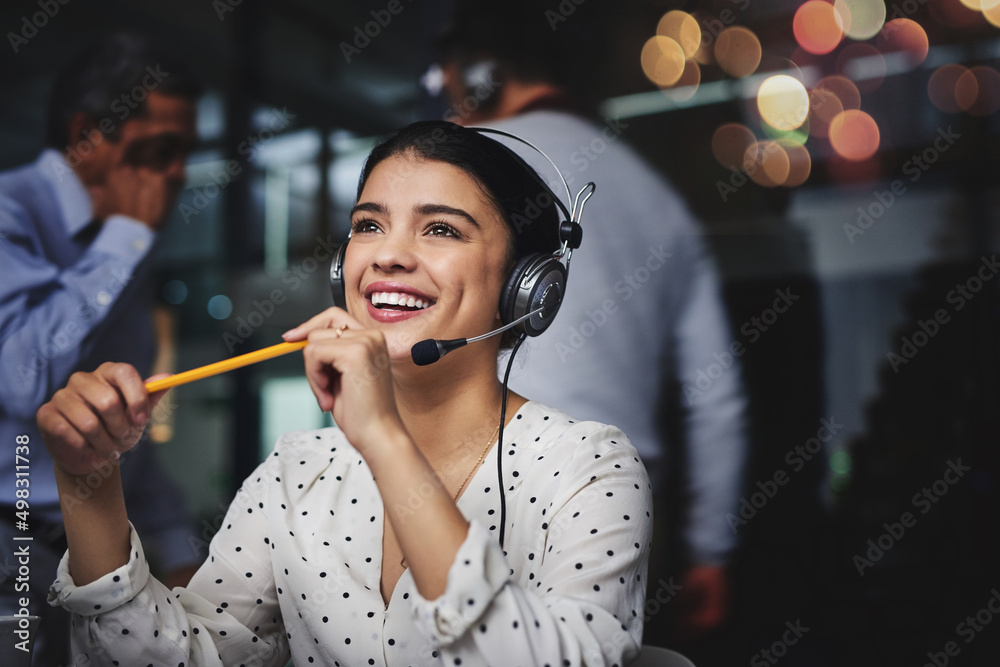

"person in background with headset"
[429, 4, 749, 644]
[0, 33, 202, 665]
[37, 121, 652, 667]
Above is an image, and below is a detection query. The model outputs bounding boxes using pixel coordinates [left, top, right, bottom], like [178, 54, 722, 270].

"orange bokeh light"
[744, 140, 790, 188]
[829, 110, 880, 161]
[877, 19, 929, 66]
[793, 1, 845, 55]
[816, 75, 862, 110]
[715, 27, 762, 78]
[957, 66, 1000, 115]
[928, 64, 970, 113]
[666, 60, 702, 100]
[808, 85, 846, 138]
[984, 0, 1000, 27]
[782, 142, 812, 187]
[712, 123, 757, 171]
[955, 68, 979, 111]
[641, 36, 687, 87]
[658, 10, 702, 59]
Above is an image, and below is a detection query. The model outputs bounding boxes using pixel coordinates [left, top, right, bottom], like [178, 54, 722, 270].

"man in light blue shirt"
[0, 34, 202, 664]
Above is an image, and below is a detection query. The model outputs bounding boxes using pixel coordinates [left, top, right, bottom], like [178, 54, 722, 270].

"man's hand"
[98, 164, 180, 231]
[673, 564, 731, 641]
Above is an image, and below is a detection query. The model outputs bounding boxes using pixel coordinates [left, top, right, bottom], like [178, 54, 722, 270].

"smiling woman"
[38, 120, 652, 667]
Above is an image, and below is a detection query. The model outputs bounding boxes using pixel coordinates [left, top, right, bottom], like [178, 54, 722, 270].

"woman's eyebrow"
[351, 201, 386, 216]
[416, 203, 479, 228]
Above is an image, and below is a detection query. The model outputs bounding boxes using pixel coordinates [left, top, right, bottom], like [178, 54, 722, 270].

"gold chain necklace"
[452, 419, 501, 501]
[399, 417, 501, 569]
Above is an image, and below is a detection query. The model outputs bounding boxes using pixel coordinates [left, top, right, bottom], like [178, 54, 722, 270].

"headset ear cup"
[500, 253, 567, 337]
[500, 254, 538, 325]
[329, 241, 348, 309]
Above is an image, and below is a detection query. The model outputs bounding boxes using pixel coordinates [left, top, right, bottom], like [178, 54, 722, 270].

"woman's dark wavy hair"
[356, 120, 563, 266]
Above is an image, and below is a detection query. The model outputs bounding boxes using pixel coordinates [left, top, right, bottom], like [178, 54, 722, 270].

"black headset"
[328, 126, 594, 339]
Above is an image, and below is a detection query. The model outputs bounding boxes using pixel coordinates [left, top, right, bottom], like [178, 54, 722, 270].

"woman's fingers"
[302, 329, 348, 413]
[36, 402, 86, 455]
[52, 385, 119, 458]
[44, 384, 118, 474]
[282, 307, 362, 341]
[289, 310, 372, 412]
[78, 370, 132, 446]
[283, 308, 403, 451]
[98, 362, 153, 445]
[38, 363, 153, 475]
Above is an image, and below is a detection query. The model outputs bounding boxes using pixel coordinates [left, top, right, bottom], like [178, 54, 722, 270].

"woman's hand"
[37, 362, 167, 476]
[283, 307, 408, 457]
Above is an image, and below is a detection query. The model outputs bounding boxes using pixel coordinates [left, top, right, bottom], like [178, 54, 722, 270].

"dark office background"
[2, 0, 999, 665]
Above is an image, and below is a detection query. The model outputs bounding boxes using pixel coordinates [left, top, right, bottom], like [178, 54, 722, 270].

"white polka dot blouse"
[49, 402, 653, 666]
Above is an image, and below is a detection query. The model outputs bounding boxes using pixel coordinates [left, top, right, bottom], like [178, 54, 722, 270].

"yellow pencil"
[144, 340, 308, 394]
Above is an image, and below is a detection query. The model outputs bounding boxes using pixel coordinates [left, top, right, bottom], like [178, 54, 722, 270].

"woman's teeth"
[369, 292, 433, 309]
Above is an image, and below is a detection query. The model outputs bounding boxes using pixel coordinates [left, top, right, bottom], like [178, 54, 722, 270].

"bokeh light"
[744, 140, 790, 187]
[740, 139, 811, 188]
[757, 75, 810, 131]
[657, 10, 701, 59]
[641, 35, 687, 87]
[712, 123, 757, 171]
[830, 450, 852, 475]
[207, 294, 233, 320]
[957, 66, 1000, 115]
[928, 64, 970, 113]
[877, 19, 929, 66]
[762, 117, 810, 147]
[829, 109, 880, 161]
[715, 26, 762, 78]
[958, 0, 983, 8]
[837, 43, 886, 93]
[984, 0, 1000, 27]
[816, 75, 862, 110]
[793, 1, 845, 55]
[782, 142, 813, 187]
[162, 279, 188, 305]
[834, 0, 887, 40]
[955, 68, 980, 111]
[666, 60, 702, 100]
[808, 83, 846, 138]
